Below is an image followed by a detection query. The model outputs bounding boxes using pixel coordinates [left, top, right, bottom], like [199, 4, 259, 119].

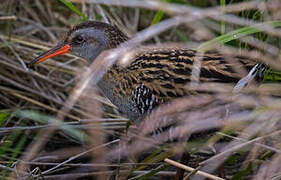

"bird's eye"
[73, 35, 84, 44]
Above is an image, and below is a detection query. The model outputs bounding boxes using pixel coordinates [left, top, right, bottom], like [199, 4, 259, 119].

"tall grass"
[0, 0, 281, 179]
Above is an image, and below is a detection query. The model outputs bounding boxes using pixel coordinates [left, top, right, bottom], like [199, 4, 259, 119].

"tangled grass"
[0, 0, 281, 179]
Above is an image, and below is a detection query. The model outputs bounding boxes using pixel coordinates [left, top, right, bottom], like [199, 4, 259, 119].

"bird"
[28, 21, 265, 123]
[28, 20, 267, 180]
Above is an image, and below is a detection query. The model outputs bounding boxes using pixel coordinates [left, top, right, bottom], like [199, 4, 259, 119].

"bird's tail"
[233, 63, 266, 93]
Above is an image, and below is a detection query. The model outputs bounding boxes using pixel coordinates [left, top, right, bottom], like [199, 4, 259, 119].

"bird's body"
[99, 48, 258, 121]
[29, 21, 263, 122]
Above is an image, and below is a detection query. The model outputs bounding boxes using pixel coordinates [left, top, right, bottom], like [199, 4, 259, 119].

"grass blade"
[59, 0, 88, 21]
[14, 110, 88, 143]
[197, 21, 281, 52]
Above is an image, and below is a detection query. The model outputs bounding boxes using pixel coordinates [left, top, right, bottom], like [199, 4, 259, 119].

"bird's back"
[99, 47, 259, 121]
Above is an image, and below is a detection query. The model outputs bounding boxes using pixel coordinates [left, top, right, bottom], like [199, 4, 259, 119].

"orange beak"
[28, 43, 70, 67]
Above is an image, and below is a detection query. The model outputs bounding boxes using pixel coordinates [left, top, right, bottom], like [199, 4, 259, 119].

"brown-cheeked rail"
[28, 21, 265, 123]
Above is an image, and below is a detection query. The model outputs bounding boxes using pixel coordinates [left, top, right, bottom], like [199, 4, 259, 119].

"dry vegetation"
[0, 0, 281, 179]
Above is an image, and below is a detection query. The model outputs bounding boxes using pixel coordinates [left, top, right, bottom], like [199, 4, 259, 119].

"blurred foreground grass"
[0, 0, 281, 179]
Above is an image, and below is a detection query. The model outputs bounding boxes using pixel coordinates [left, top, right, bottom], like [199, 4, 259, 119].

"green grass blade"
[263, 69, 281, 83]
[14, 110, 88, 143]
[231, 163, 253, 180]
[59, 0, 88, 21]
[0, 125, 23, 180]
[130, 164, 169, 180]
[220, 0, 226, 34]
[128, 148, 170, 178]
[197, 21, 281, 52]
[151, 11, 165, 26]
[1, 133, 28, 179]
[0, 112, 7, 125]
[0, 130, 21, 156]
[150, 0, 171, 26]
[175, 29, 189, 44]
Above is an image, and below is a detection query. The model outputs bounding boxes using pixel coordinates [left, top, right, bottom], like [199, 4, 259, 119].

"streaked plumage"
[29, 21, 264, 122]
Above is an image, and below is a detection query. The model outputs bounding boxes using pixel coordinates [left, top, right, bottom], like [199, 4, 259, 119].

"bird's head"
[29, 21, 128, 66]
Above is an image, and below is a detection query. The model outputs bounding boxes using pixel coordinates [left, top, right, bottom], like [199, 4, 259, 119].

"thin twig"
[164, 158, 225, 180]
[0, 15, 17, 20]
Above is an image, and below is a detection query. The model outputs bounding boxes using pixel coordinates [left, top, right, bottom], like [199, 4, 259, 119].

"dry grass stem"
[1, 0, 281, 179]
[164, 158, 225, 180]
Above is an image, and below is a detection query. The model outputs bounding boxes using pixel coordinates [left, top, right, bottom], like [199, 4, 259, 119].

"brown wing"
[104, 48, 259, 118]
[123, 48, 257, 101]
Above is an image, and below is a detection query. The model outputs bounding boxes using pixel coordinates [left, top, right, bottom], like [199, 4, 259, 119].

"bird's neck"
[97, 64, 123, 99]
[97, 64, 134, 117]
